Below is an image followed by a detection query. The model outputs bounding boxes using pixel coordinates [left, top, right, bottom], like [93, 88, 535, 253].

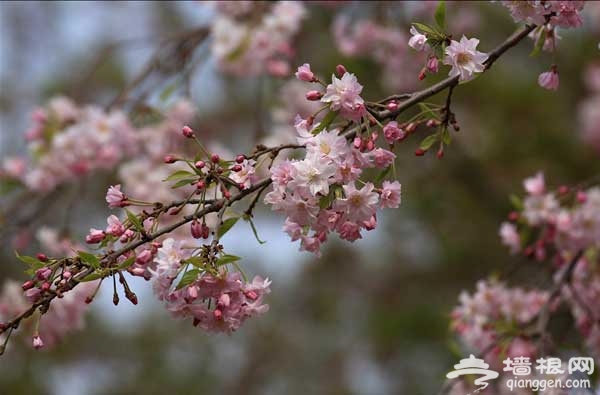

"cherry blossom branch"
[372, 22, 539, 122]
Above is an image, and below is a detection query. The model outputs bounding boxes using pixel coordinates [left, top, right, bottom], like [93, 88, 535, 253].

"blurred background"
[0, 1, 599, 394]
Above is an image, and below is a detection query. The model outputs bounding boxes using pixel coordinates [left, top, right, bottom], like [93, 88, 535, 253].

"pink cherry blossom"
[295, 63, 315, 82]
[106, 184, 126, 208]
[321, 72, 366, 121]
[380, 181, 401, 209]
[408, 26, 427, 51]
[523, 172, 546, 196]
[443, 36, 488, 82]
[334, 182, 379, 223]
[538, 68, 559, 91]
[499, 222, 521, 254]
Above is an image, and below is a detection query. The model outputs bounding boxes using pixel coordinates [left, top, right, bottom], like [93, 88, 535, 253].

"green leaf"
[15, 251, 43, 268]
[375, 166, 392, 183]
[441, 127, 452, 145]
[412, 22, 440, 37]
[417, 103, 439, 119]
[216, 254, 241, 266]
[170, 178, 197, 189]
[509, 194, 523, 210]
[217, 217, 240, 238]
[245, 217, 266, 244]
[186, 256, 205, 268]
[164, 170, 195, 182]
[419, 133, 439, 150]
[311, 111, 337, 135]
[79, 271, 105, 282]
[530, 26, 546, 57]
[175, 269, 200, 290]
[125, 209, 144, 233]
[434, 1, 446, 30]
[117, 256, 135, 270]
[78, 251, 101, 268]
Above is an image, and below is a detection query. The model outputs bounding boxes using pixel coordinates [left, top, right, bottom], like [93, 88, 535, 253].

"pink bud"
[415, 148, 426, 156]
[386, 101, 399, 112]
[335, 64, 347, 77]
[538, 65, 559, 91]
[164, 155, 176, 164]
[182, 125, 194, 138]
[36, 267, 52, 281]
[36, 253, 48, 262]
[195, 160, 205, 169]
[22, 280, 35, 291]
[235, 155, 245, 164]
[305, 90, 323, 101]
[196, 180, 205, 190]
[213, 309, 223, 320]
[211, 153, 220, 163]
[245, 290, 258, 301]
[426, 56, 439, 73]
[576, 191, 587, 203]
[32, 335, 44, 350]
[232, 164, 242, 172]
[295, 63, 315, 82]
[191, 220, 203, 239]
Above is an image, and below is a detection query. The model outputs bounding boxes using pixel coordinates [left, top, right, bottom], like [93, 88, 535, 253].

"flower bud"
[305, 90, 323, 101]
[576, 191, 587, 203]
[232, 164, 242, 172]
[415, 148, 426, 156]
[335, 64, 347, 77]
[436, 148, 444, 159]
[191, 220, 203, 239]
[164, 155, 176, 164]
[195, 160, 205, 169]
[211, 153, 220, 163]
[418, 68, 427, 80]
[32, 335, 44, 350]
[196, 180, 205, 190]
[22, 280, 35, 291]
[386, 101, 399, 112]
[36, 253, 48, 262]
[426, 56, 439, 73]
[182, 125, 194, 138]
[235, 155, 245, 164]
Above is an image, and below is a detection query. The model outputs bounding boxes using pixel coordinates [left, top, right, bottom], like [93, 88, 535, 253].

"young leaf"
[175, 269, 200, 290]
[170, 178, 197, 189]
[217, 217, 240, 238]
[246, 217, 266, 244]
[186, 256, 205, 268]
[311, 111, 337, 135]
[530, 27, 546, 57]
[15, 251, 43, 268]
[78, 251, 101, 269]
[419, 133, 439, 150]
[412, 22, 441, 38]
[125, 209, 144, 233]
[79, 271, 105, 282]
[163, 170, 195, 182]
[441, 127, 452, 145]
[117, 256, 136, 270]
[509, 194, 523, 210]
[434, 1, 446, 30]
[216, 254, 241, 266]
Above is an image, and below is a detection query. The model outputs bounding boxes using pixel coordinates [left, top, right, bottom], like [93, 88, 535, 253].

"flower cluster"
[210, 1, 306, 77]
[150, 239, 271, 333]
[499, 173, 600, 260]
[451, 280, 550, 365]
[264, 118, 401, 257]
[501, 1, 586, 28]
[0, 97, 138, 192]
[0, 277, 97, 350]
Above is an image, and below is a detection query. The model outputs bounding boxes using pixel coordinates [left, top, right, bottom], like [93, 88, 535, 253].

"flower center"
[320, 142, 331, 155]
[457, 52, 472, 65]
